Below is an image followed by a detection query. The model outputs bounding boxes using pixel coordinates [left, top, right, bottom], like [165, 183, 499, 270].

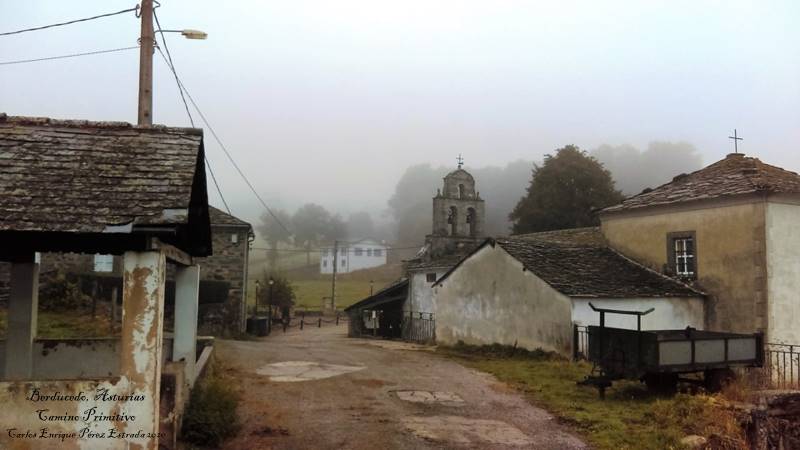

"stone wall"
[194, 224, 250, 335]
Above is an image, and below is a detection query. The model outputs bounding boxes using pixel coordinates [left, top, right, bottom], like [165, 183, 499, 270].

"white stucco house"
[320, 238, 388, 274]
[432, 230, 705, 357]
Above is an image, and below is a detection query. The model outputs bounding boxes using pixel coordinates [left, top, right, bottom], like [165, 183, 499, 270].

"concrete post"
[120, 250, 166, 449]
[173, 264, 200, 387]
[5, 261, 39, 380]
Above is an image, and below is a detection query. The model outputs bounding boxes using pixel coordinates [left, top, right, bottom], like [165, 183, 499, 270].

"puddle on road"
[402, 415, 534, 446]
[395, 390, 465, 405]
[256, 361, 365, 382]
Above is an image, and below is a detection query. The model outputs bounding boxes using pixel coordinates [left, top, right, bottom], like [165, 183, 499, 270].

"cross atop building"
[457, 154, 464, 169]
[728, 129, 743, 154]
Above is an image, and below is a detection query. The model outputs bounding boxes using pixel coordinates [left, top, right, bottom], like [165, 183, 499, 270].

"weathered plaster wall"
[405, 270, 447, 314]
[572, 297, 705, 330]
[434, 245, 573, 356]
[601, 199, 767, 334]
[765, 200, 800, 344]
[0, 377, 158, 449]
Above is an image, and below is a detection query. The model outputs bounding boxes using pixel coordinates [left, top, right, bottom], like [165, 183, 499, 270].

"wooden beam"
[149, 238, 193, 266]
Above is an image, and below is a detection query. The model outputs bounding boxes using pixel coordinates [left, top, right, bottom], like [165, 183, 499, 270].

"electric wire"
[161, 58, 294, 237]
[152, 10, 232, 215]
[0, 7, 139, 36]
[0, 46, 138, 66]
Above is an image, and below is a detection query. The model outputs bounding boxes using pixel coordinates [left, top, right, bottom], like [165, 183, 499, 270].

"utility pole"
[330, 240, 338, 312]
[137, 0, 154, 126]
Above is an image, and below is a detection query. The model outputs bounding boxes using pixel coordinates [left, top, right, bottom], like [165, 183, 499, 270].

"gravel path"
[217, 324, 586, 450]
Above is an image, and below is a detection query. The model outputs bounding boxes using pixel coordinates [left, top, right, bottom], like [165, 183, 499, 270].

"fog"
[1, 0, 798, 237]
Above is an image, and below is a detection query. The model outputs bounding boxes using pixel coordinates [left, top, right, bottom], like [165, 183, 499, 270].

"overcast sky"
[1, 1, 798, 225]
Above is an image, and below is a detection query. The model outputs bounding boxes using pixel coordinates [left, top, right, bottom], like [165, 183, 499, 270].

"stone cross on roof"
[457, 154, 464, 169]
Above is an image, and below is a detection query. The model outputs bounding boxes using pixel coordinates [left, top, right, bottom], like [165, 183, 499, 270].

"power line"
[252, 246, 422, 253]
[162, 61, 294, 237]
[152, 10, 232, 215]
[0, 6, 139, 37]
[0, 46, 138, 66]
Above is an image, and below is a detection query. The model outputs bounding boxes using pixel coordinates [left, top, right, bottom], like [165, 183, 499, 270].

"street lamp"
[268, 277, 275, 334]
[156, 29, 208, 40]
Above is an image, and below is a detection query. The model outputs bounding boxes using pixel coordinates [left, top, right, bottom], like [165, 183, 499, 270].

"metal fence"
[573, 324, 589, 360]
[401, 312, 435, 343]
[758, 343, 800, 390]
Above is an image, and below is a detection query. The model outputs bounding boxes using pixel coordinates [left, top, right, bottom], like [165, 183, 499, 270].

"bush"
[181, 370, 240, 447]
[39, 270, 90, 311]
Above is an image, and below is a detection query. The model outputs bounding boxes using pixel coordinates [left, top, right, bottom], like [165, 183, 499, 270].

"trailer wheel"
[704, 368, 735, 393]
[643, 373, 678, 394]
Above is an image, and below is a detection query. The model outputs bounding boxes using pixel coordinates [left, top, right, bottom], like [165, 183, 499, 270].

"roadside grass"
[439, 343, 745, 450]
[0, 307, 114, 338]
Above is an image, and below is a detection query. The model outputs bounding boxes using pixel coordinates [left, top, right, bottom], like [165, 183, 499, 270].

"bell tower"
[426, 157, 485, 256]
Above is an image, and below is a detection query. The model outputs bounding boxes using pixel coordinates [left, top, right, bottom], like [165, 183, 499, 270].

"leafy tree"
[257, 272, 296, 319]
[257, 209, 293, 271]
[292, 203, 346, 265]
[509, 145, 624, 234]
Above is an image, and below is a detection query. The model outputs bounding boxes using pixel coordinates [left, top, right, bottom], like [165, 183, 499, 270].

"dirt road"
[217, 324, 586, 450]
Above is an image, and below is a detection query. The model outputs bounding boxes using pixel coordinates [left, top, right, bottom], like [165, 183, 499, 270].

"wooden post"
[110, 286, 118, 333]
[137, 0, 154, 125]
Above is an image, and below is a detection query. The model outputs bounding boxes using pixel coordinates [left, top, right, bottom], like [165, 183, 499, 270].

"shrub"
[181, 369, 240, 447]
[39, 270, 90, 311]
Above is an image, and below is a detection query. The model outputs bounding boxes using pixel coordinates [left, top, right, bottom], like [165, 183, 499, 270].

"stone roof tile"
[602, 153, 800, 214]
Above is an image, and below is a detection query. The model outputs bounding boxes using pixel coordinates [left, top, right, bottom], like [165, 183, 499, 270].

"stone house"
[600, 152, 800, 344]
[433, 231, 704, 356]
[319, 238, 388, 274]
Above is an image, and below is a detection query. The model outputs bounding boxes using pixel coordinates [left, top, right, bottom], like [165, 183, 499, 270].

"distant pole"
[728, 129, 743, 154]
[330, 240, 338, 312]
[369, 279, 374, 296]
[268, 277, 274, 334]
[137, 0, 154, 126]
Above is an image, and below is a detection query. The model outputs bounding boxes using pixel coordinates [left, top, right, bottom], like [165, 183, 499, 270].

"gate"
[401, 311, 435, 343]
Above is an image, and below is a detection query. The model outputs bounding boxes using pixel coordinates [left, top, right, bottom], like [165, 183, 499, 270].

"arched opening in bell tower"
[458, 184, 465, 199]
[467, 207, 477, 236]
[447, 206, 458, 236]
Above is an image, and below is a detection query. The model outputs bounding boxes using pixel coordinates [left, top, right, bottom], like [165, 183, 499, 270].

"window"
[426, 273, 437, 283]
[94, 254, 114, 273]
[355, 247, 363, 256]
[367, 248, 373, 257]
[231, 233, 238, 244]
[322, 260, 328, 268]
[373, 249, 382, 257]
[341, 259, 346, 267]
[668, 232, 696, 279]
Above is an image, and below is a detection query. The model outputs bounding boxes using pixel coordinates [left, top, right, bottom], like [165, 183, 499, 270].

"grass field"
[0, 308, 114, 338]
[439, 344, 746, 450]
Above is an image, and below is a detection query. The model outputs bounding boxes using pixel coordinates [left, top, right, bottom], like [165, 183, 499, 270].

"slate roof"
[344, 278, 409, 312]
[435, 236, 703, 299]
[602, 153, 800, 214]
[513, 227, 605, 247]
[209, 206, 251, 228]
[0, 114, 211, 255]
